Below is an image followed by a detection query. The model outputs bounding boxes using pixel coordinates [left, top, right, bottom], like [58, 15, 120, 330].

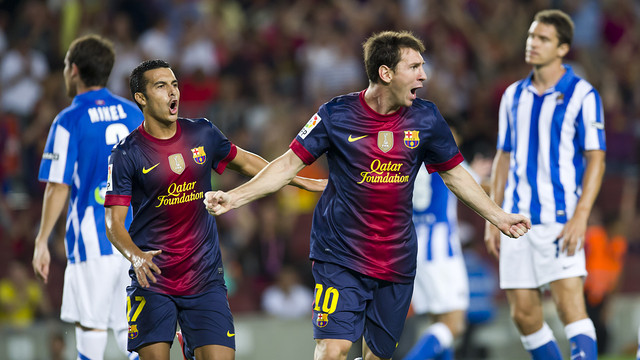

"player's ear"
[70, 63, 80, 78]
[134, 92, 146, 108]
[379, 65, 393, 84]
[557, 43, 570, 58]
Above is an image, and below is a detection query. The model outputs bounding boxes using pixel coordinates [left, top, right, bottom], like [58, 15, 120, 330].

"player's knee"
[510, 306, 542, 330]
[315, 339, 351, 360]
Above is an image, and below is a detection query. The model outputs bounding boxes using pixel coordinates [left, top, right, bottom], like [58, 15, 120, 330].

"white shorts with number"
[499, 223, 586, 289]
[61, 254, 131, 330]
[411, 222, 469, 315]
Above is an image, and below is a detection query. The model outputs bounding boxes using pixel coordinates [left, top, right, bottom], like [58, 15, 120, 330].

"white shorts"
[499, 223, 586, 289]
[61, 254, 131, 330]
[411, 222, 469, 315]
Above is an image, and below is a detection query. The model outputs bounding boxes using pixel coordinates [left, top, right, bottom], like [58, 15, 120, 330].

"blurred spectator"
[106, 11, 143, 97]
[261, 265, 313, 319]
[138, 16, 175, 63]
[0, 260, 51, 329]
[0, 31, 49, 121]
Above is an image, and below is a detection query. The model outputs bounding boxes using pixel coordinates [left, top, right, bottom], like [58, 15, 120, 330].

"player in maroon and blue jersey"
[204, 31, 531, 360]
[104, 59, 325, 360]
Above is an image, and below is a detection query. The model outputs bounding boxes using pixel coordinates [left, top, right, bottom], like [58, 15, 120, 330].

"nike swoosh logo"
[227, 331, 235, 337]
[348, 135, 368, 142]
[142, 163, 160, 174]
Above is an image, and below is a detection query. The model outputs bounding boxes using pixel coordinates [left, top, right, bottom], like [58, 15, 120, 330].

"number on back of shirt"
[105, 123, 130, 145]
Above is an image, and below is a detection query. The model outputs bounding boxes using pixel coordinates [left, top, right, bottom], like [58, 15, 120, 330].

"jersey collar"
[71, 88, 111, 106]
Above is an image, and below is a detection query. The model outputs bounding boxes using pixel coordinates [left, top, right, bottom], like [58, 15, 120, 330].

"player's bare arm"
[33, 182, 70, 283]
[557, 149, 605, 256]
[440, 163, 531, 239]
[483, 149, 510, 258]
[227, 146, 326, 192]
[105, 205, 162, 288]
[205, 149, 307, 216]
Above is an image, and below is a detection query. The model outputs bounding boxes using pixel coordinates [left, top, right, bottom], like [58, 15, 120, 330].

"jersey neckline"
[358, 89, 405, 121]
[138, 118, 183, 144]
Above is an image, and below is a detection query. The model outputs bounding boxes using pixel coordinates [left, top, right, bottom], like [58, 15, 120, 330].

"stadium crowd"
[0, 0, 638, 339]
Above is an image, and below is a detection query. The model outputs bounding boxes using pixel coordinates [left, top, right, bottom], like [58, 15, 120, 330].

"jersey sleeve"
[289, 109, 330, 165]
[38, 114, 79, 185]
[423, 109, 463, 173]
[104, 145, 134, 206]
[204, 120, 237, 174]
[496, 90, 513, 152]
[578, 89, 606, 152]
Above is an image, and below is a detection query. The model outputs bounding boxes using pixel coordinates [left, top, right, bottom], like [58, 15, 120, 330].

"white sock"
[427, 322, 454, 348]
[75, 327, 108, 360]
[521, 322, 556, 351]
[564, 318, 596, 340]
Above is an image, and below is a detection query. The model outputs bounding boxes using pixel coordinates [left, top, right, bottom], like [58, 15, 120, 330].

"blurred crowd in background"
[0, 0, 638, 349]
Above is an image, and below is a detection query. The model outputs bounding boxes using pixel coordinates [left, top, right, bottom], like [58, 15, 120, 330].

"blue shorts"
[311, 261, 413, 359]
[126, 285, 235, 352]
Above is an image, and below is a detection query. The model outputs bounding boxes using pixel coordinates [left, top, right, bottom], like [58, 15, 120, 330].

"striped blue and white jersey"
[497, 65, 606, 225]
[39, 88, 143, 263]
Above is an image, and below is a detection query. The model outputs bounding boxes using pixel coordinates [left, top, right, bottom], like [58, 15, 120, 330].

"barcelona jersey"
[290, 90, 462, 283]
[104, 118, 237, 295]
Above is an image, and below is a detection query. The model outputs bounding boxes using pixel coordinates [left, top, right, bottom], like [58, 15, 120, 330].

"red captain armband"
[104, 194, 132, 207]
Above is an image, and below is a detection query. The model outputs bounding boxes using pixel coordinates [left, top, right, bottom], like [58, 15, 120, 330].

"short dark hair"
[534, 9, 574, 47]
[68, 35, 115, 87]
[129, 59, 171, 110]
[362, 30, 425, 84]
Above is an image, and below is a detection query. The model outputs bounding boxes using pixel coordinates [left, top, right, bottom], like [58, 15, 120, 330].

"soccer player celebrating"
[204, 30, 530, 360]
[33, 34, 143, 360]
[104, 59, 324, 360]
[485, 9, 606, 360]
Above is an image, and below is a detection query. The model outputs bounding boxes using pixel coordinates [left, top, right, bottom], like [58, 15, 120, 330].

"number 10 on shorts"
[314, 284, 339, 314]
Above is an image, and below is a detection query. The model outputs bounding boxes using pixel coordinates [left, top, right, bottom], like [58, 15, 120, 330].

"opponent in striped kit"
[204, 31, 530, 360]
[486, 10, 605, 360]
[34, 35, 143, 360]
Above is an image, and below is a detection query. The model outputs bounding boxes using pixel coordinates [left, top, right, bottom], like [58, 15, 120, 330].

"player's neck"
[531, 61, 565, 95]
[75, 83, 103, 96]
[143, 117, 177, 140]
[364, 85, 401, 115]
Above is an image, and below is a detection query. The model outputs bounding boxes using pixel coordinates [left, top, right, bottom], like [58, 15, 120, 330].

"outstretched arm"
[33, 182, 69, 283]
[205, 149, 307, 216]
[228, 147, 326, 192]
[105, 205, 161, 288]
[439, 163, 530, 239]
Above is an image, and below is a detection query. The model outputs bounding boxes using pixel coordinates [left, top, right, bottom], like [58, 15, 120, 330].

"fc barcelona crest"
[316, 313, 329, 328]
[128, 324, 138, 339]
[404, 130, 420, 149]
[168, 153, 186, 174]
[377, 131, 394, 153]
[191, 146, 206, 164]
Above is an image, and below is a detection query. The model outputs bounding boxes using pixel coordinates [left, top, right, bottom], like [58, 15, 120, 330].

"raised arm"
[205, 149, 307, 216]
[228, 146, 326, 192]
[439, 163, 530, 239]
[105, 205, 161, 288]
